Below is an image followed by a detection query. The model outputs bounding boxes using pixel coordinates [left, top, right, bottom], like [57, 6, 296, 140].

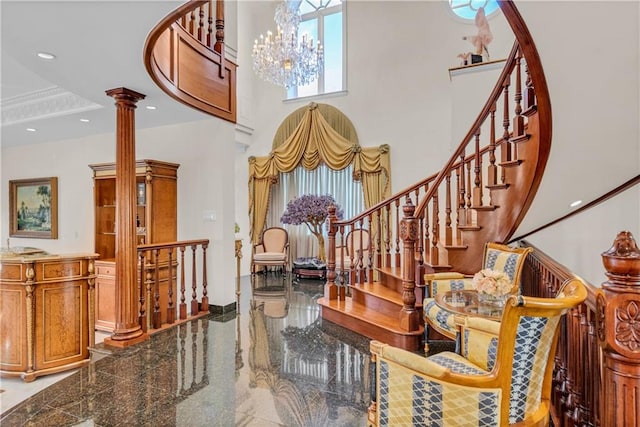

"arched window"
[287, 0, 344, 100]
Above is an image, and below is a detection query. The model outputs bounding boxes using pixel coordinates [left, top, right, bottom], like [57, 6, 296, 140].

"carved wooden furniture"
[251, 227, 289, 275]
[0, 253, 98, 382]
[89, 159, 179, 332]
[423, 242, 532, 347]
[368, 279, 587, 426]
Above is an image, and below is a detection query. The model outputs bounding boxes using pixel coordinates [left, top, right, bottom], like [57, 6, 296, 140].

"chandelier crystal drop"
[252, 1, 323, 88]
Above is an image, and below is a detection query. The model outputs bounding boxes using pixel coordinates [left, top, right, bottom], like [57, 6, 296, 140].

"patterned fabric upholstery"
[369, 279, 587, 426]
[424, 243, 532, 341]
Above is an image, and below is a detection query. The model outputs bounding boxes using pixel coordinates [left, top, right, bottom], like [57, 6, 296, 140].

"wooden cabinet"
[89, 159, 179, 331]
[0, 253, 98, 382]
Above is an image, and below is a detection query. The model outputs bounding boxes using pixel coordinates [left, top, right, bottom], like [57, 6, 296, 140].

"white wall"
[1, 118, 238, 307]
[233, 0, 640, 281]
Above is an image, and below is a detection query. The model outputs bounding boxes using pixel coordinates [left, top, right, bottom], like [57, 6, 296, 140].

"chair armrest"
[424, 272, 466, 282]
[371, 340, 448, 377]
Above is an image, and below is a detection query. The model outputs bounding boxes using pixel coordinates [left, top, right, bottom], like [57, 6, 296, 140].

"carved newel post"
[399, 196, 419, 332]
[597, 231, 640, 426]
[325, 204, 338, 301]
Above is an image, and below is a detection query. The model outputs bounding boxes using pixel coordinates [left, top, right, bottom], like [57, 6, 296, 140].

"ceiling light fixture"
[80, 118, 90, 123]
[252, 0, 323, 88]
[26, 128, 37, 132]
[37, 52, 56, 60]
[146, 105, 157, 110]
[569, 200, 582, 208]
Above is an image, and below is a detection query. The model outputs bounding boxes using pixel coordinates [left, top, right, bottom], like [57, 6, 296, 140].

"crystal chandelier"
[252, 1, 323, 88]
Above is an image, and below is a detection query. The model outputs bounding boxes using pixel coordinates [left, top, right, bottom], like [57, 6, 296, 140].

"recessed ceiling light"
[37, 52, 56, 60]
[146, 105, 157, 110]
[80, 118, 90, 123]
[569, 200, 582, 208]
[26, 128, 37, 132]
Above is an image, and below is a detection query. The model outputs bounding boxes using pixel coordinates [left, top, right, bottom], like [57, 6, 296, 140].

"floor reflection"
[1, 274, 370, 426]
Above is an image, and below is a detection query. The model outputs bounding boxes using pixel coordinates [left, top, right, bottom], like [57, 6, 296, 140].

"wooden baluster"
[423, 184, 430, 263]
[138, 250, 147, 332]
[197, 6, 205, 43]
[189, 10, 196, 37]
[458, 153, 467, 228]
[214, 0, 225, 78]
[501, 76, 512, 185]
[145, 266, 153, 330]
[394, 199, 401, 267]
[524, 61, 536, 111]
[179, 246, 187, 319]
[415, 188, 425, 268]
[166, 248, 175, 324]
[431, 194, 439, 266]
[488, 103, 498, 187]
[367, 215, 374, 284]
[153, 248, 161, 329]
[338, 225, 345, 289]
[473, 129, 483, 207]
[513, 48, 524, 140]
[206, 1, 213, 48]
[384, 205, 391, 267]
[445, 172, 453, 246]
[465, 154, 473, 225]
[455, 160, 463, 244]
[181, 15, 187, 28]
[375, 210, 382, 270]
[201, 243, 209, 311]
[190, 244, 198, 314]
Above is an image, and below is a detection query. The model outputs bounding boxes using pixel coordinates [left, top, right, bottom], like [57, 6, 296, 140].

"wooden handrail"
[510, 174, 640, 243]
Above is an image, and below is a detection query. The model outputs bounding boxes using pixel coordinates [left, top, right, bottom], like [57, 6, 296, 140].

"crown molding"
[1, 86, 103, 126]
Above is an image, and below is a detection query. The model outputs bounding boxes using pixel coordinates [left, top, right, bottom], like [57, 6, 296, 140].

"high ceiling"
[1, 1, 213, 148]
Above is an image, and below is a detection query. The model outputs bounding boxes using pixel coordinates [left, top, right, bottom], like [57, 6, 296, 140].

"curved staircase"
[144, 1, 551, 351]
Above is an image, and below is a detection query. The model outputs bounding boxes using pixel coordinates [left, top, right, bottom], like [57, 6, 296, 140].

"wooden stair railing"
[143, 0, 237, 123]
[320, 0, 552, 351]
[136, 239, 210, 334]
[519, 231, 640, 427]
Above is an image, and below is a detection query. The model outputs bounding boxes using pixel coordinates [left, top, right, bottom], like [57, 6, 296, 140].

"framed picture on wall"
[9, 177, 58, 239]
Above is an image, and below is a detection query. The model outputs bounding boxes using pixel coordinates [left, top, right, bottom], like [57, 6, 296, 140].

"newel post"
[325, 204, 338, 300]
[597, 231, 640, 426]
[399, 196, 419, 331]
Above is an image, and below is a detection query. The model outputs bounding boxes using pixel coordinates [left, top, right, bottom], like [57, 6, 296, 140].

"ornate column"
[104, 87, 148, 347]
[597, 231, 640, 426]
[325, 204, 338, 300]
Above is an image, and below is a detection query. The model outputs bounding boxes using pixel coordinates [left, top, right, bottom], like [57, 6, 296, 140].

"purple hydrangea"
[280, 194, 344, 228]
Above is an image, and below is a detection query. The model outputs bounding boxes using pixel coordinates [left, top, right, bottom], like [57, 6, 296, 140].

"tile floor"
[0, 274, 380, 426]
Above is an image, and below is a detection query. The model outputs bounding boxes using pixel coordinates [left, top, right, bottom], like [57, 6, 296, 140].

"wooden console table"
[0, 252, 98, 382]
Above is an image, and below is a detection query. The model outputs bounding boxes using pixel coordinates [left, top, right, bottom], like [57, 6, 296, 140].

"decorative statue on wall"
[462, 6, 493, 63]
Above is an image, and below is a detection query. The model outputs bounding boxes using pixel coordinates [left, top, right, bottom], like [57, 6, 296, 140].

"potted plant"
[280, 194, 343, 262]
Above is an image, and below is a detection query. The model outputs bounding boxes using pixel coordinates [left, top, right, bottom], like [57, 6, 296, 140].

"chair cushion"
[253, 252, 286, 262]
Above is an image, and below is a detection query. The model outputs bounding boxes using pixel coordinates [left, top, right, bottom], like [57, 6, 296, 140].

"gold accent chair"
[424, 242, 532, 349]
[335, 228, 370, 283]
[251, 227, 289, 275]
[368, 279, 587, 426]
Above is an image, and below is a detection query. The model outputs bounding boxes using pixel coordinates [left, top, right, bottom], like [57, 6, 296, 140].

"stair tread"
[318, 297, 424, 336]
[376, 265, 402, 277]
[351, 282, 423, 307]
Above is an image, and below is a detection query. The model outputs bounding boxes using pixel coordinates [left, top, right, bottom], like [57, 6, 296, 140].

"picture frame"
[9, 177, 58, 239]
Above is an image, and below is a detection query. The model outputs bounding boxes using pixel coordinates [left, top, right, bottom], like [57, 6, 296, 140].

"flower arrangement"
[280, 194, 343, 262]
[472, 268, 512, 296]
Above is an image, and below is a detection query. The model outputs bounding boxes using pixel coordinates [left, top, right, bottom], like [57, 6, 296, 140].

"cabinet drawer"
[96, 263, 115, 277]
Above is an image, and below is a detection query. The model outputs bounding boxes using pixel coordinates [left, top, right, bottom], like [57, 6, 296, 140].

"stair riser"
[320, 306, 423, 351]
[350, 288, 402, 315]
[377, 272, 403, 294]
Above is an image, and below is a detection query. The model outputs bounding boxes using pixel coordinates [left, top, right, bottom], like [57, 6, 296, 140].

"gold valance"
[249, 102, 391, 242]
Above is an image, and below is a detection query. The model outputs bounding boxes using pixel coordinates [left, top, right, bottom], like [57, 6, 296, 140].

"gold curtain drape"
[248, 102, 391, 243]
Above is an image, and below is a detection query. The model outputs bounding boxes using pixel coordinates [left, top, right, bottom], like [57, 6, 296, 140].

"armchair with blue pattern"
[423, 242, 533, 350]
[367, 279, 587, 426]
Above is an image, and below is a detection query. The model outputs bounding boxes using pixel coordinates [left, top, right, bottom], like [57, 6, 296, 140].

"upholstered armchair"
[251, 227, 289, 275]
[368, 279, 587, 426]
[335, 228, 370, 283]
[424, 242, 532, 347]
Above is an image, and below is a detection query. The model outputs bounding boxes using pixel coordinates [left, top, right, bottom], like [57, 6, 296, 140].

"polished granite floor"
[0, 274, 378, 426]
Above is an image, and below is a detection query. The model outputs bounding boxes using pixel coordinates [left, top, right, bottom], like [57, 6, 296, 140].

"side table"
[292, 257, 327, 280]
